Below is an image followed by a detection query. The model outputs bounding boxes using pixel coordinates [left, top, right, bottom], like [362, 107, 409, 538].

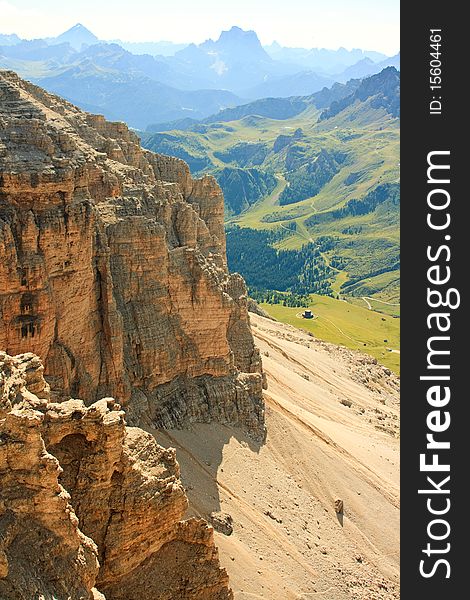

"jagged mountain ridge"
[320, 66, 400, 119]
[0, 35, 244, 128]
[0, 24, 399, 128]
[264, 42, 388, 73]
[173, 26, 302, 94]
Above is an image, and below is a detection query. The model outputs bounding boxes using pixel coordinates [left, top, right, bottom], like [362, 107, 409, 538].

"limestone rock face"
[0, 70, 264, 437]
[0, 352, 233, 599]
[0, 352, 101, 599]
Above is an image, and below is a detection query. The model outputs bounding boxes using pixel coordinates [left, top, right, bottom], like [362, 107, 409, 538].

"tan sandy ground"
[153, 313, 400, 600]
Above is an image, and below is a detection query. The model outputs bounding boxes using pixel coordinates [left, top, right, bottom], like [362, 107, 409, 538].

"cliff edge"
[0, 70, 264, 438]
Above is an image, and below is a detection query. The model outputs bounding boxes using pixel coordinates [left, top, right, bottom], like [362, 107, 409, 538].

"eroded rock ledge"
[0, 70, 265, 438]
[0, 351, 233, 599]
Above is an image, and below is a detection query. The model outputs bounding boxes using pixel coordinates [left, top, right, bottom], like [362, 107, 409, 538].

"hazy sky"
[0, 0, 400, 54]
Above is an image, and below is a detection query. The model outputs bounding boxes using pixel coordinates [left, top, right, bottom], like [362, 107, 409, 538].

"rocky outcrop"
[0, 351, 233, 599]
[0, 354, 101, 600]
[0, 70, 264, 438]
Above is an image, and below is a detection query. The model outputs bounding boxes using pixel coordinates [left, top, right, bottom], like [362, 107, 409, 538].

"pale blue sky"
[0, 0, 400, 54]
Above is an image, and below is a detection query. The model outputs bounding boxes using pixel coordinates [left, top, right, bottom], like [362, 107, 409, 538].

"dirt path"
[365, 297, 399, 307]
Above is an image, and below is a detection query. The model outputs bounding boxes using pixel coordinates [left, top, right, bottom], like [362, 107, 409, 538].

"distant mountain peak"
[215, 26, 261, 46]
[219, 25, 253, 38]
[209, 25, 270, 62]
[59, 23, 97, 37]
[52, 23, 99, 50]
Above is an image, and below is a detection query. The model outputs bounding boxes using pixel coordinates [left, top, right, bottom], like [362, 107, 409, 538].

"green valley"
[142, 67, 400, 367]
[142, 67, 400, 305]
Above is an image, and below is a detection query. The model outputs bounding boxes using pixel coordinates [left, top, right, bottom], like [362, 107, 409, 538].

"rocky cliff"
[0, 351, 233, 599]
[0, 70, 264, 437]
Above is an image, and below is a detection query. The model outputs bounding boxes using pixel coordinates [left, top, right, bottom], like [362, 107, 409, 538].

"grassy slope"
[261, 295, 400, 374]
[144, 92, 400, 363]
[149, 100, 399, 300]
[230, 105, 399, 227]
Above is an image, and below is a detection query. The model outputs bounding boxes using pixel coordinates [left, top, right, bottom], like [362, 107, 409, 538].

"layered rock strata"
[0, 70, 264, 437]
[0, 351, 232, 599]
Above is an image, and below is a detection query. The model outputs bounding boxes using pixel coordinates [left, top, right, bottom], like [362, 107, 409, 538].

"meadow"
[261, 294, 400, 374]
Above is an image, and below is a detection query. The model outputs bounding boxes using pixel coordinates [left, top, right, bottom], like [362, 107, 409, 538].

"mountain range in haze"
[0, 23, 399, 129]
